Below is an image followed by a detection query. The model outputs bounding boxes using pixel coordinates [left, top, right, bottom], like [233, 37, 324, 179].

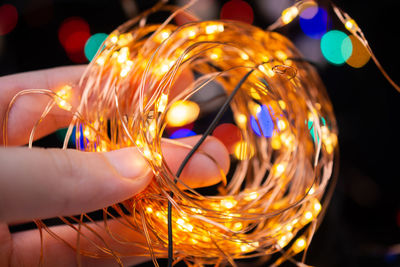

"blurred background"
[1, 0, 399, 266]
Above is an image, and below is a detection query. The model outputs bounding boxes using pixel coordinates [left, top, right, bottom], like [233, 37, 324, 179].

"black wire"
[167, 69, 255, 267]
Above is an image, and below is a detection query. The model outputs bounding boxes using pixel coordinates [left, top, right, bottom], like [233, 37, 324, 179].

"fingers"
[0, 66, 86, 146]
[162, 135, 230, 188]
[0, 135, 229, 223]
[1, 65, 194, 146]
[0, 147, 152, 223]
[8, 220, 150, 267]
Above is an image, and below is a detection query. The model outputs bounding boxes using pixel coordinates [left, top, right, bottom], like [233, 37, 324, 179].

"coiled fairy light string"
[6, 0, 398, 266]
[3, 4, 338, 266]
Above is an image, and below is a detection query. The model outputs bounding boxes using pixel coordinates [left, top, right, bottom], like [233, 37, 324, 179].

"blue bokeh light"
[299, 7, 329, 39]
[250, 105, 274, 137]
[170, 128, 196, 139]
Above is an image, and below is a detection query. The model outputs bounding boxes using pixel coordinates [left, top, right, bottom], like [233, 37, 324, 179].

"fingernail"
[104, 147, 151, 179]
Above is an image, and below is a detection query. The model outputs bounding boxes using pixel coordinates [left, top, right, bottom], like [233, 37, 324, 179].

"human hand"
[0, 66, 230, 266]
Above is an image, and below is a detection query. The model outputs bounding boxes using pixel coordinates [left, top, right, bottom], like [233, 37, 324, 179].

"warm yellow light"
[235, 113, 247, 127]
[345, 19, 358, 32]
[205, 24, 219, 34]
[187, 30, 196, 38]
[274, 163, 286, 176]
[55, 85, 72, 111]
[210, 53, 219, 60]
[275, 50, 287, 61]
[221, 198, 237, 209]
[109, 34, 118, 44]
[117, 47, 129, 64]
[177, 218, 194, 232]
[271, 135, 282, 150]
[278, 100, 286, 110]
[240, 242, 259, 253]
[166, 100, 200, 127]
[313, 199, 322, 214]
[250, 87, 261, 100]
[240, 52, 249, 60]
[96, 56, 105, 66]
[146, 207, 153, 213]
[232, 222, 243, 231]
[190, 208, 202, 214]
[277, 232, 293, 248]
[157, 93, 168, 113]
[244, 191, 259, 201]
[281, 6, 299, 25]
[292, 237, 306, 253]
[304, 211, 313, 221]
[234, 141, 254, 160]
[277, 119, 287, 130]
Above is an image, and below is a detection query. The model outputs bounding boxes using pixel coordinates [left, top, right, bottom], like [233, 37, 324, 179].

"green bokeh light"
[84, 33, 108, 61]
[320, 30, 353, 65]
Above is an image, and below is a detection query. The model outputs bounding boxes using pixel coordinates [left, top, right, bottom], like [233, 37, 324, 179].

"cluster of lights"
[280, 1, 371, 68]
[17, 1, 400, 266]
[45, 4, 338, 263]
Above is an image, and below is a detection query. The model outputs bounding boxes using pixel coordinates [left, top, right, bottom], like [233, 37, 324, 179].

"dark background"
[1, 0, 399, 266]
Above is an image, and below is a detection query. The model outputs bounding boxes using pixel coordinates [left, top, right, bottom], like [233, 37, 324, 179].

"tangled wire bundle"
[4, 2, 342, 267]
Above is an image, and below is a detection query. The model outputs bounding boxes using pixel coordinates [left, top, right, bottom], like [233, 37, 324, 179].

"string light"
[10, 0, 400, 266]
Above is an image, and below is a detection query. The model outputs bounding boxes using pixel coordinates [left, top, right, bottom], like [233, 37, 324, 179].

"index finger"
[0, 65, 85, 146]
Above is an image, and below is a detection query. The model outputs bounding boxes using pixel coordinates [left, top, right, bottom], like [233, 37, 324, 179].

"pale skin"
[0, 66, 230, 266]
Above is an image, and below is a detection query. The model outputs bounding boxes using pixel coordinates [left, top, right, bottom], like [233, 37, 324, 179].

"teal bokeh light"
[320, 30, 353, 65]
[84, 33, 108, 61]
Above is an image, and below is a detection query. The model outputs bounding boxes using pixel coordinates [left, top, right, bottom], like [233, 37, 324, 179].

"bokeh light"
[84, 33, 108, 61]
[250, 105, 274, 137]
[65, 31, 91, 63]
[299, 1, 318, 19]
[55, 127, 76, 146]
[0, 4, 18, 35]
[299, 7, 329, 39]
[345, 35, 370, 68]
[58, 17, 90, 63]
[212, 123, 242, 154]
[166, 100, 200, 127]
[220, 0, 254, 24]
[321, 30, 352, 65]
[169, 128, 196, 139]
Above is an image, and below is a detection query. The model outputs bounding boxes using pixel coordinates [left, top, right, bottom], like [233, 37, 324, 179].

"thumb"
[0, 147, 152, 223]
[0, 136, 229, 223]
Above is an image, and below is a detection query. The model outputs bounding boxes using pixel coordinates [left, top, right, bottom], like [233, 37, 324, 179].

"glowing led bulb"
[292, 237, 306, 253]
[345, 19, 358, 32]
[273, 163, 286, 176]
[187, 30, 196, 38]
[109, 34, 118, 44]
[234, 141, 254, 160]
[118, 47, 129, 63]
[235, 113, 247, 127]
[166, 100, 200, 127]
[55, 85, 72, 111]
[232, 222, 243, 231]
[240, 52, 249, 60]
[277, 119, 287, 130]
[177, 218, 194, 232]
[244, 191, 259, 201]
[281, 6, 299, 25]
[157, 93, 168, 113]
[205, 24, 223, 34]
[275, 50, 287, 61]
[304, 211, 313, 221]
[221, 198, 237, 209]
[240, 242, 259, 253]
[96, 56, 105, 66]
[146, 207, 153, 213]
